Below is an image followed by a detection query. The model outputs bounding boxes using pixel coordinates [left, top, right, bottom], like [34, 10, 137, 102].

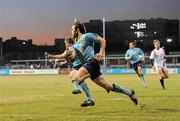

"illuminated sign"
[130, 23, 147, 38]
[134, 31, 144, 38]
[130, 23, 146, 30]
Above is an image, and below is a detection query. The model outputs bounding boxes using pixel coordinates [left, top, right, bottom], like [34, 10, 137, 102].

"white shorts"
[154, 62, 167, 71]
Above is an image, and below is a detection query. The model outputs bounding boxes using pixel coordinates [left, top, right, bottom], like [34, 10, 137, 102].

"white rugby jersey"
[150, 48, 166, 66]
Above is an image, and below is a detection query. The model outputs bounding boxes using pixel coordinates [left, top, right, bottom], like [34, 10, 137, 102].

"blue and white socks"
[79, 81, 92, 100]
[139, 74, 147, 87]
[72, 80, 81, 90]
[112, 84, 132, 96]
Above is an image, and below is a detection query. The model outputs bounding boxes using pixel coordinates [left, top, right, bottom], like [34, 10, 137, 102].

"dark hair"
[129, 41, 136, 46]
[65, 38, 74, 44]
[73, 21, 86, 34]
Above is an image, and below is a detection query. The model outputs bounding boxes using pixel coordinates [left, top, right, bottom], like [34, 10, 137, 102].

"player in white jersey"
[150, 39, 169, 89]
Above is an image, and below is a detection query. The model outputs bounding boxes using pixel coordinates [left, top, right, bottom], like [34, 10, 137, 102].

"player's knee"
[158, 72, 164, 77]
[138, 73, 143, 77]
[165, 75, 169, 79]
[104, 84, 113, 92]
[138, 67, 141, 71]
[161, 76, 166, 79]
[136, 70, 141, 76]
[138, 71, 141, 75]
[74, 76, 79, 82]
[160, 76, 164, 79]
[74, 76, 82, 83]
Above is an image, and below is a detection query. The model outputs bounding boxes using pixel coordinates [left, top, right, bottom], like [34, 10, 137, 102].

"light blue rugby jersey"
[72, 33, 98, 64]
[125, 48, 144, 64]
[71, 43, 81, 67]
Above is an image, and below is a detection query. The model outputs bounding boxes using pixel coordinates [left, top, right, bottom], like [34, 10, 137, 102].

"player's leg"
[134, 63, 147, 87]
[93, 75, 129, 95]
[161, 68, 169, 89]
[69, 70, 81, 94]
[73, 67, 95, 107]
[78, 72, 93, 101]
[156, 67, 166, 89]
[162, 68, 169, 79]
[72, 58, 105, 107]
[93, 75, 138, 105]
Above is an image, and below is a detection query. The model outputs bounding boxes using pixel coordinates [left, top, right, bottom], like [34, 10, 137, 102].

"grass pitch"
[0, 74, 180, 121]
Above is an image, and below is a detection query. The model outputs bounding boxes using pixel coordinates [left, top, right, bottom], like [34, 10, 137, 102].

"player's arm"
[60, 60, 69, 66]
[150, 59, 155, 70]
[150, 59, 154, 66]
[48, 50, 69, 59]
[141, 55, 145, 61]
[125, 51, 130, 60]
[139, 48, 145, 61]
[162, 47, 167, 61]
[95, 36, 106, 61]
[149, 51, 155, 69]
[48, 53, 65, 59]
[125, 51, 134, 61]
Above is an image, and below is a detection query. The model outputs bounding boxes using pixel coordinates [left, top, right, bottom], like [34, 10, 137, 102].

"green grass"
[0, 74, 180, 121]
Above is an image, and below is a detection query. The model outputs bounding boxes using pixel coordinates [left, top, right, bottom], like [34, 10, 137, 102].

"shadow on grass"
[138, 95, 180, 97]
[149, 108, 180, 113]
[157, 108, 180, 112]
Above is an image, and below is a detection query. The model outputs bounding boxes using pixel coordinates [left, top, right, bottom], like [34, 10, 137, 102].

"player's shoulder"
[160, 48, 164, 51]
[84, 32, 98, 38]
[126, 49, 131, 53]
[150, 49, 155, 54]
[152, 48, 156, 51]
[135, 47, 142, 51]
[84, 32, 96, 37]
[154, 48, 164, 52]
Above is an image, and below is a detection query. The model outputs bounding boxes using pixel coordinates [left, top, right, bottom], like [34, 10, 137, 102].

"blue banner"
[0, 68, 178, 75]
[177, 68, 180, 74]
[0, 69, 10, 75]
[101, 68, 146, 74]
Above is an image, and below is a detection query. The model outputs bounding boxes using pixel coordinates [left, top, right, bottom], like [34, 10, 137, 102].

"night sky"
[0, 0, 179, 45]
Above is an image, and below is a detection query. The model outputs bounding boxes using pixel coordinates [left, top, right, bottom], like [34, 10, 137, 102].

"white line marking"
[0, 115, 180, 119]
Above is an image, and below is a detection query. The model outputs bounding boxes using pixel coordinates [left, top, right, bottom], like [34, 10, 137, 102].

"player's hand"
[47, 54, 54, 58]
[152, 66, 155, 70]
[129, 55, 134, 60]
[95, 53, 104, 61]
[59, 62, 63, 66]
[64, 49, 73, 57]
[141, 58, 145, 62]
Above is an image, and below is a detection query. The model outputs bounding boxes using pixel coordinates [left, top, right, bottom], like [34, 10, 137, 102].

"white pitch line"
[0, 115, 180, 119]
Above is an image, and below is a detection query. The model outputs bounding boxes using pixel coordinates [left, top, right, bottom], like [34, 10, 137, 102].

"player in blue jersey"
[48, 38, 95, 107]
[125, 42, 147, 87]
[67, 22, 138, 106]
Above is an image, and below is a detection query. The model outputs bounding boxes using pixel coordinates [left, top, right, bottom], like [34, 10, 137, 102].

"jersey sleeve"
[149, 50, 154, 59]
[138, 48, 144, 55]
[85, 33, 98, 43]
[162, 48, 166, 57]
[125, 50, 129, 60]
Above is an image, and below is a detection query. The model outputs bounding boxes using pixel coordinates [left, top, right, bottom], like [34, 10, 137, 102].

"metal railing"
[0, 55, 180, 69]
